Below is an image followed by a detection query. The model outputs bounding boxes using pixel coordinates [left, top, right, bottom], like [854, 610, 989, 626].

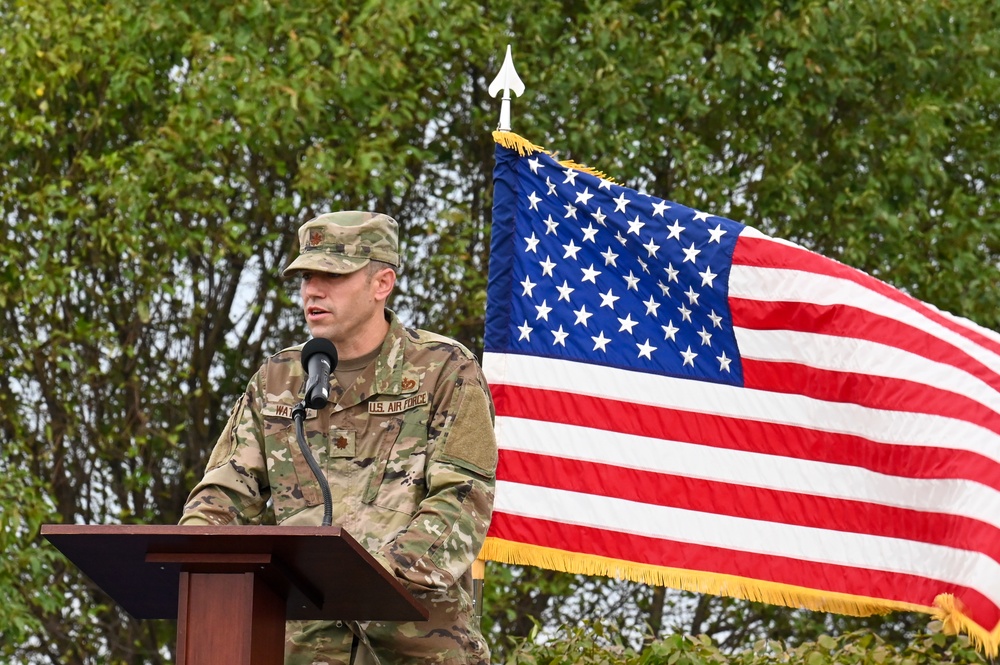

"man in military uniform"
[180, 211, 498, 665]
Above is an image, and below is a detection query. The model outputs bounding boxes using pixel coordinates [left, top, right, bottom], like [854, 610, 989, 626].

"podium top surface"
[42, 524, 428, 622]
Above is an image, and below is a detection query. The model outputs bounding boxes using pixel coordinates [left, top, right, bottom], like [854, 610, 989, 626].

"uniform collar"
[331, 309, 418, 412]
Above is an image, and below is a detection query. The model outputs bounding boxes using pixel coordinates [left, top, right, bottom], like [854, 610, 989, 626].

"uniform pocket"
[261, 402, 328, 521]
[364, 404, 430, 516]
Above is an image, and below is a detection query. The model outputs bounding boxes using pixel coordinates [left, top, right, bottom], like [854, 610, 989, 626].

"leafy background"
[1, 0, 997, 662]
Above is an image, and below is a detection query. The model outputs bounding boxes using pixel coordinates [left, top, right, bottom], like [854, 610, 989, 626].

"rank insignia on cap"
[308, 230, 324, 247]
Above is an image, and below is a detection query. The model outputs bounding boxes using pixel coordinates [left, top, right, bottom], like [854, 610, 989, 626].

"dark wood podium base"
[176, 571, 285, 665]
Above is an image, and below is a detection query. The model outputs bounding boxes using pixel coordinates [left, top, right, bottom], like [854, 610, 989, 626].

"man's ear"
[372, 268, 396, 302]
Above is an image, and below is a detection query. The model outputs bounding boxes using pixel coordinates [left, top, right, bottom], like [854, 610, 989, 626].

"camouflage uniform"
[181, 211, 497, 665]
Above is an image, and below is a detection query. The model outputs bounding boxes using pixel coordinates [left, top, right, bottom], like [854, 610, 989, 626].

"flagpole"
[488, 44, 524, 132]
[473, 45, 525, 626]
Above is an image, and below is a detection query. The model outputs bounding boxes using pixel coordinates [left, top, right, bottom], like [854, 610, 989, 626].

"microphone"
[301, 337, 338, 409]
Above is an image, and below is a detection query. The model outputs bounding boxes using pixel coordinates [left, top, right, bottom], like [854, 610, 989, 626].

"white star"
[599, 289, 619, 309]
[575, 187, 594, 206]
[627, 216, 645, 235]
[651, 200, 670, 217]
[697, 327, 713, 346]
[551, 325, 569, 346]
[685, 286, 700, 305]
[644, 295, 660, 317]
[692, 210, 712, 222]
[657, 281, 670, 296]
[562, 168, 578, 186]
[546, 177, 557, 196]
[708, 224, 727, 243]
[598, 179, 613, 191]
[666, 220, 685, 240]
[563, 202, 578, 219]
[581, 264, 601, 283]
[573, 305, 593, 327]
[592, 331, 611, 351]
[637, 339, 657, 359]
[527, 157, 543, 174]
[520, 275, 536, 297]
[581, 223, 599, 243]
[661, 321, 679, 341]
[543, 215, 559, 235]
[613, 192, 630, 213]
[664, 263, 679, 282]
[600, 246, 619, 267]
[682, 242, 701, 264]
[623, 271, 640, 291]
[681, 346, 698, 366]
[562, 240, 582, 260]
[699, 266, 717, 287]
[615, 231, 628, 246]
[518, 321, 533, 341]
[591, 207, 607, 226]
[556, 280, 575, 302]
[535, 300, 552, 321]
[524, 232, 540, 253]
[678, 304, 693, 322]
[539, 255, 556, 277]
[637, 257, 650, 274]
[618, 313, 638, 334]
[527, 191, 541, 211]
[708, 310, 723, 328]
[643, 237, 660, 257]
[717, 351, 732, 372]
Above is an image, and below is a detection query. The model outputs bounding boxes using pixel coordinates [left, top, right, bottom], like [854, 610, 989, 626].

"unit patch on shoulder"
[368, 392, 428, 415]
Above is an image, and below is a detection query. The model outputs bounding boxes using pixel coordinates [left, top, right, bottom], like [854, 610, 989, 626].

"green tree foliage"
[1, 0, 997, 663]
[504, 623, 988, 665]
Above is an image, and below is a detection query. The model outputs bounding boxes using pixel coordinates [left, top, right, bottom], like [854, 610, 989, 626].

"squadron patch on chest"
[368, 392, 428, 415]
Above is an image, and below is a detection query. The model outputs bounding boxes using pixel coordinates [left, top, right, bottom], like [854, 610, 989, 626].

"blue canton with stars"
[486, 141, 746, 386]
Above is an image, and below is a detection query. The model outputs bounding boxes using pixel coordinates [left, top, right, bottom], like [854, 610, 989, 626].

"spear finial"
[489, 45, 525, 132]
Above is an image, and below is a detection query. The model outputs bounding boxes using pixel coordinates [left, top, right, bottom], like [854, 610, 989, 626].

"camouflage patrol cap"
[283, 211, 400, 277]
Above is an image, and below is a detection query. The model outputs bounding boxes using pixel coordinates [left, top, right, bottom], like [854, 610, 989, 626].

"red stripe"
[730, 298, 1000, 393]
[491, 384, 1000, 492]
[498, 449, 1000, 564]
[488, 512, 1000, 629]
[741, 358, 1000, 436]
[732, 233, 1000, 357]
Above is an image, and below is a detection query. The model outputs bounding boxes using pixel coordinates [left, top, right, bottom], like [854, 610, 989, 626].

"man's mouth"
[306, 306, 330, 319]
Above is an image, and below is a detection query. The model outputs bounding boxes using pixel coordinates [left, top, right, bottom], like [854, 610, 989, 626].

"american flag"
[480, 132, 1000, 653]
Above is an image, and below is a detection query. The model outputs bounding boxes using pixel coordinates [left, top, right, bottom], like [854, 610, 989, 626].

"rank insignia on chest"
[368, 392, 428, 415]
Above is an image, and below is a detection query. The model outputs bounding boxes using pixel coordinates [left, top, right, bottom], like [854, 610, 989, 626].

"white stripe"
[729, 245, 1000, 375]
[495, 480, 1000, 607]
[735, 326, 1000, 415]
[495, 416, 1000, 531]
[483, 352, 1000, 464]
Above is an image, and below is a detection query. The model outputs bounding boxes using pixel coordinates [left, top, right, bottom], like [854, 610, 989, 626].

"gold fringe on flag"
[493, 131, 618, 185]
[480, 537, 1000, 650]
[934, 593, 1000, 656]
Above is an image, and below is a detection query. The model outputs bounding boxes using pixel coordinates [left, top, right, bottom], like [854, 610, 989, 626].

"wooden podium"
[41, 524, 428, 665]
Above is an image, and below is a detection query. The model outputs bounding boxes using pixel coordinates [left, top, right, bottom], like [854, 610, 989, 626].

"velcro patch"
[329, 429, 356, 458]
[261, 403, 318, 419]
[368, 392, 429, 415]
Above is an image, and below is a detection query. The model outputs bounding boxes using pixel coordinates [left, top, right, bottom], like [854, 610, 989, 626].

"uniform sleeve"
[376, 354, 498, 592]
[179, 372, 273, 526]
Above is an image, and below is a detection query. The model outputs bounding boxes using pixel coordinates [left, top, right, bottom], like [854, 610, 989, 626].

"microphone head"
[301, 337, 339, 373]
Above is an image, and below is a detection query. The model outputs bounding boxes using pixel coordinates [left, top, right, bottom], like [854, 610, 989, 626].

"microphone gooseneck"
[294, 337, 338, 527]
